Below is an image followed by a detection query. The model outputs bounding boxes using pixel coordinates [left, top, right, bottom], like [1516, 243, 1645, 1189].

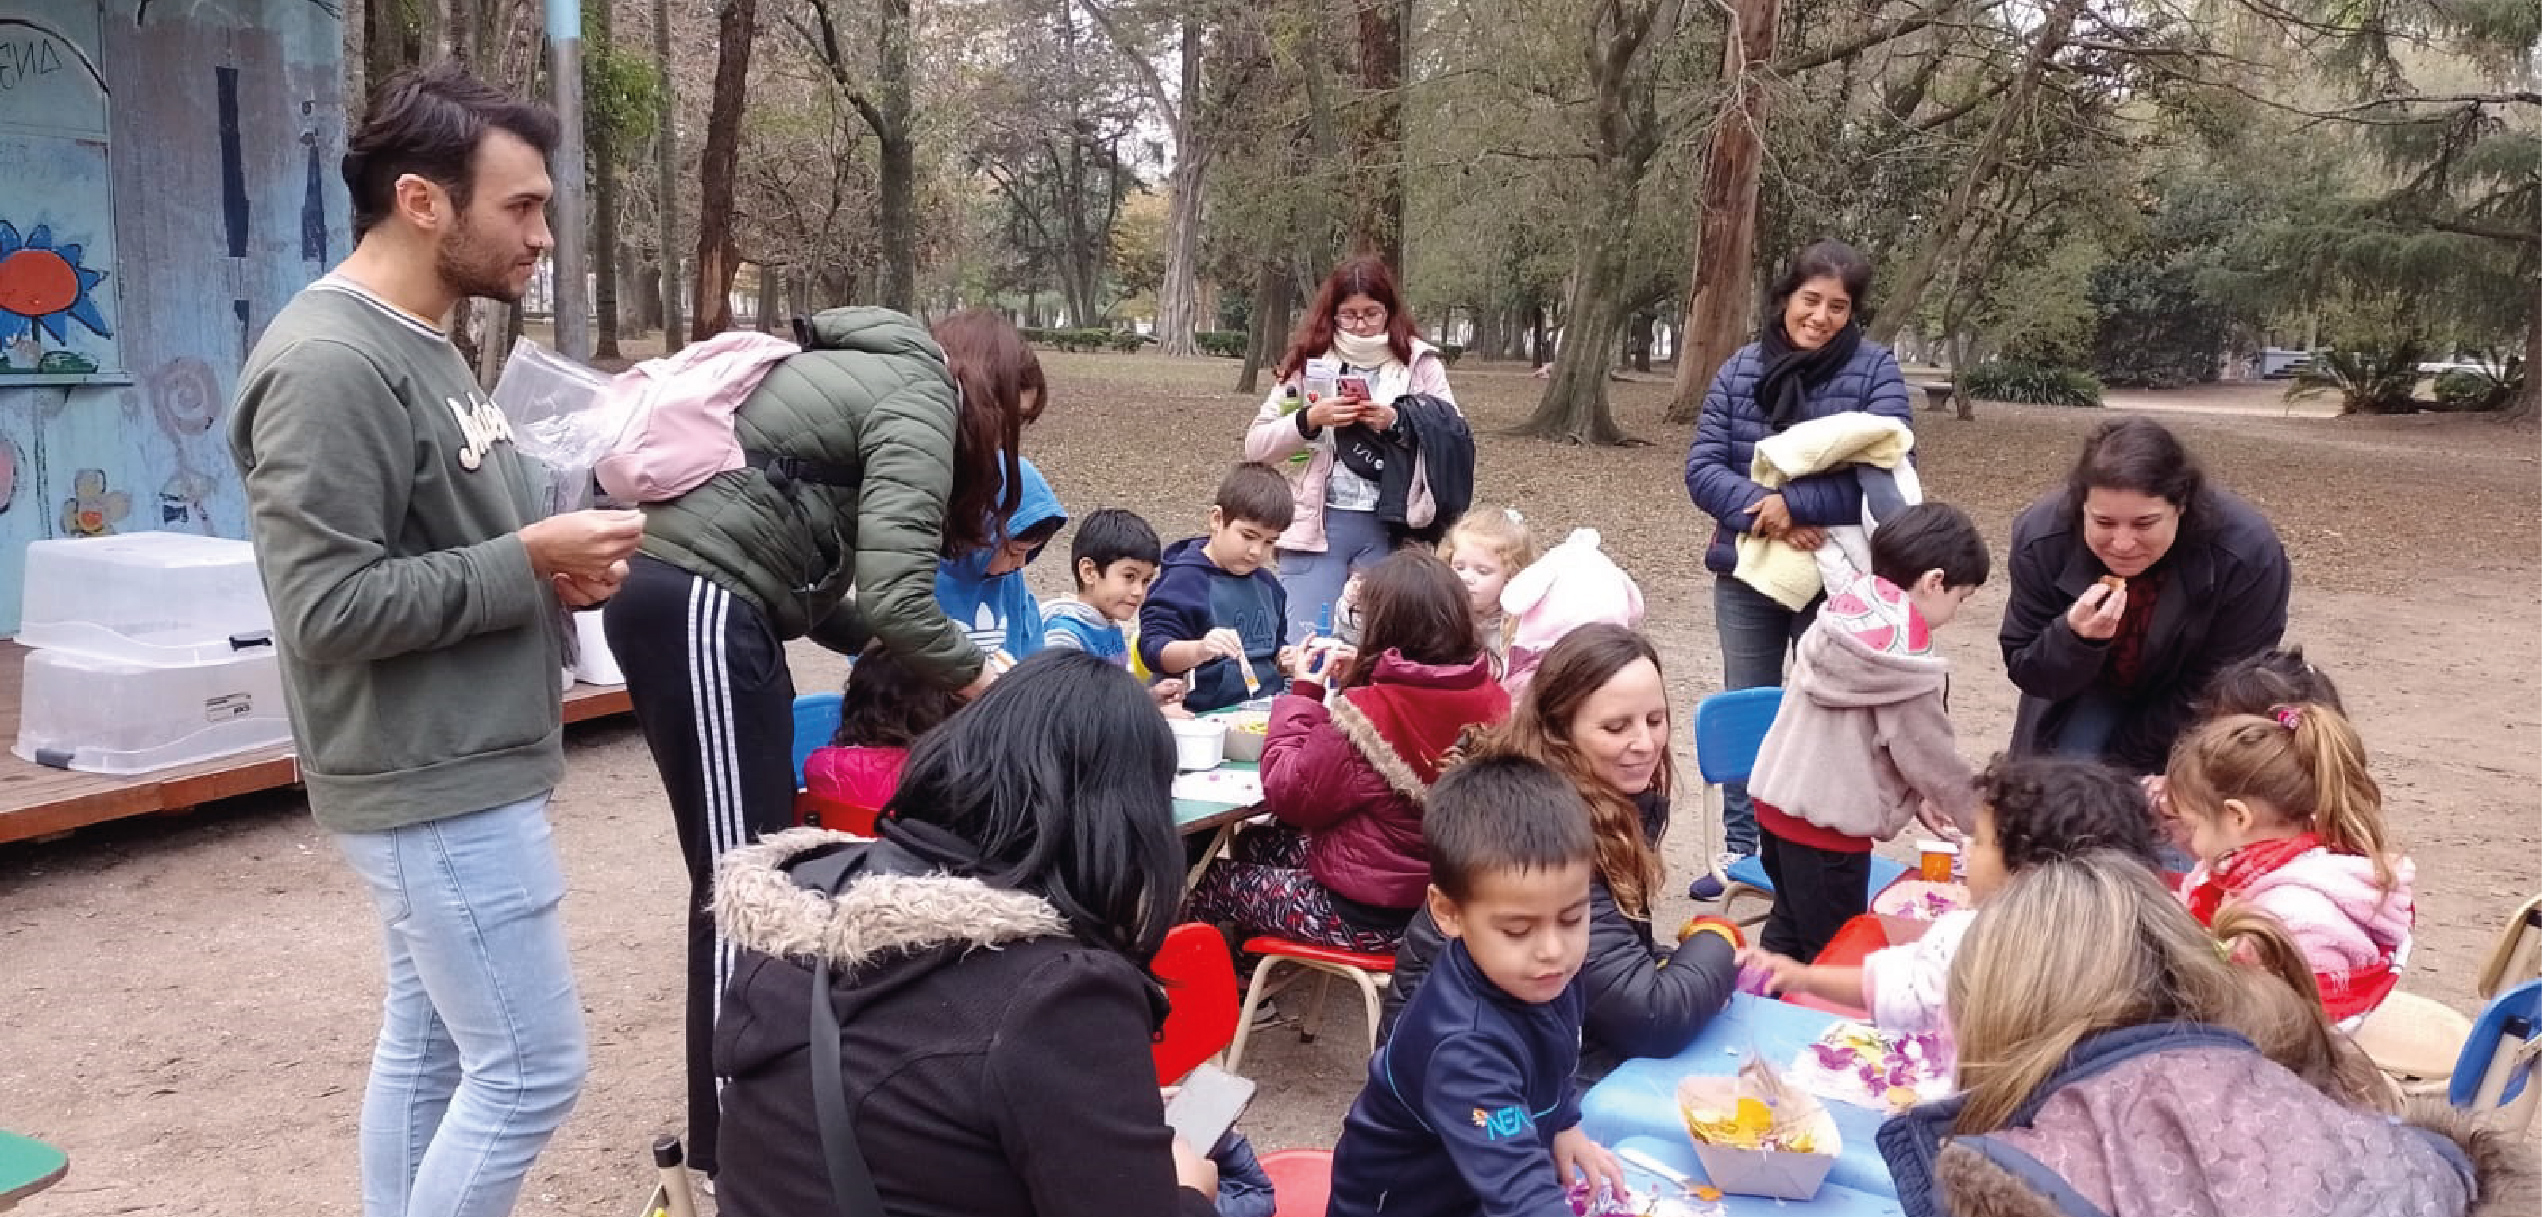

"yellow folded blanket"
[1733, 413, 1916, 610]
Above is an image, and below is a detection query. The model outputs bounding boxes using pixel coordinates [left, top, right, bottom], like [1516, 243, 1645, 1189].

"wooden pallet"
[0, 643, 631, 846]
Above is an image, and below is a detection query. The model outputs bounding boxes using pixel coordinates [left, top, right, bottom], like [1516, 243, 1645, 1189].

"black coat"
[1377, 792, 1736, 1082]
[1343, 393, 1474, 548]
[1999, 486, 2291, 774]
[710, 829, 1215, 1217]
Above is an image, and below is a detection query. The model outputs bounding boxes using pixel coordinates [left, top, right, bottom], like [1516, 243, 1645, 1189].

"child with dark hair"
[802, 643, 966, 813]
[1043, 507, 1165, 666]
[1329, 756, 1625, 1217]
[937, 456, 1066, 661]
[2198, 645, 2343, 718]
[1744, 755, 2163, 1040]
[1140, 463, 1296, 713]
[1747, 501, 1992, 961]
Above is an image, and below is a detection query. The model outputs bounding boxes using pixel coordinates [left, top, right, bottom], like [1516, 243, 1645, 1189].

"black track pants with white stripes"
[603, 554, 800, 1178]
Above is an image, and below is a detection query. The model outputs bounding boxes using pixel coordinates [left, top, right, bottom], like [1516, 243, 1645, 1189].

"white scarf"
[1332, 330, 1402, 370]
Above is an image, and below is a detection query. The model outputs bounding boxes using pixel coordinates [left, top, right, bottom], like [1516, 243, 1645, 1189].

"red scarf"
[2186, 832, 2397, 1020]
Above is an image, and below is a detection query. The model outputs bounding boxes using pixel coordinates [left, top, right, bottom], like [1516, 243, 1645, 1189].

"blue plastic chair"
[790, 692, 843, 789]
[1690, 687, 1912, 925]
[2448, 977, 2541, 1133]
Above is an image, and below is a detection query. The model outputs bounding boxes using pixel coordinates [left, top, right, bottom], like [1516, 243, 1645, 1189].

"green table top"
[1172, 760, 1260, 831]
[0, 1130, 67, 1207]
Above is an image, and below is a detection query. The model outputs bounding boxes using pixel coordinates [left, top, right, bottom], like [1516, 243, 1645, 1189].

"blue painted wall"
[0, 0, 345, 632]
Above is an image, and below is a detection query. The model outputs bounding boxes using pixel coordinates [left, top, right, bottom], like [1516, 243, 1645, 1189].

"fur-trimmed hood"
[714, 827, 1071, 968]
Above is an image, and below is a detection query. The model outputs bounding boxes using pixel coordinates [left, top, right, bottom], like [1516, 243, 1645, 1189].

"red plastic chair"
[1783, 914, 1884, 1018]
[1259, 1148, 1333, 1217]
[1151, 923, 1242, 1085]
[1225, 938, 1395, 1074]
[793, 791, 881, 837]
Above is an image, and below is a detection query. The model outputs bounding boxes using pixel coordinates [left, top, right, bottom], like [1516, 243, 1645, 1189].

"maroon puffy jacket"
[1261, 649, 1510, 909]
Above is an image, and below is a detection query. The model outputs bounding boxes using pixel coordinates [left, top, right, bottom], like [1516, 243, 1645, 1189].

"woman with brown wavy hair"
[1377, 624, 1738, 1081]
[604, 304, 1041, 1181]
[1243, 255, 1463, 639]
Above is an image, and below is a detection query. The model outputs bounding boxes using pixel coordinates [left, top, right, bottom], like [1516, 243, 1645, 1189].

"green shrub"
[1439, 344, 1465, 367]
[1105, 331, 1150, 354]
[1960, 360, 2105, 408]
[1195, 331, 1248, 359]
[2430, 360, 2524, 413]
[2287, 342, 2425, 414]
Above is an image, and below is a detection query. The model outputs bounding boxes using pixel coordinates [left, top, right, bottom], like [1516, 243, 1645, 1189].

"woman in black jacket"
[709, 651, 1220, 1217]
[2000, 417, 2292, 775]
[1379, 625, 1737, 1081]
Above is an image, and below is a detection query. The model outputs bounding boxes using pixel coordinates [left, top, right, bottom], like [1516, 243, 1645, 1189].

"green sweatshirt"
[229, 275, 565, 833]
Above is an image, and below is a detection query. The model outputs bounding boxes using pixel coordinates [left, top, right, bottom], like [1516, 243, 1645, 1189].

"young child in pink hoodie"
[802, 643, 965, 814]
[2171, 701, 2414, 1024]
[1747, 502, 1989, 962]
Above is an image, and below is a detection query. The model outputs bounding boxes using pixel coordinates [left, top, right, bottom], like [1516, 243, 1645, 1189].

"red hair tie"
[2274, 706, 2303, 731]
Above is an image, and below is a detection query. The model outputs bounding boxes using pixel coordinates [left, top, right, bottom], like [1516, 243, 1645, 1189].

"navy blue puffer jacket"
[1683, 339, 1915, 573]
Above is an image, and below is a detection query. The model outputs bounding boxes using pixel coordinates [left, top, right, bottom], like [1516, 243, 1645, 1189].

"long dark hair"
[881, 650, 1183, 966]
[2064, 417, 2205, 528]
[932, 309, 1044, 555]
[1763, 239, 1875, 329]
[1277, 255, 1417, 380]
[1479, 624, 1672, 920]
[1339, 550, 1482, 689]
[832, 643, 964, 749]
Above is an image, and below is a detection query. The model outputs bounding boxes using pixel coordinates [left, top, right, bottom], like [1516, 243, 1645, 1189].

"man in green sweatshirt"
[229, 62, 642, 1217]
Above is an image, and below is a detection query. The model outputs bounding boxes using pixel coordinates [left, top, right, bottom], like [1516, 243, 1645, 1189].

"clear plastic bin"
[14, 646, 292, 774]
[17, 532, 275, 666]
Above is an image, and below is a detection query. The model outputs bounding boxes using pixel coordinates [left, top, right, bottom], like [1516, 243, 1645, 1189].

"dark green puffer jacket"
[635, 307, 984, 689]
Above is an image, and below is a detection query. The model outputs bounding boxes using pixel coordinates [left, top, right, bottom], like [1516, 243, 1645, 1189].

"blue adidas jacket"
[1683, 340, 1914, 574]
[936, 457, 1063, 660]
[1329, 939, 1585, 1217]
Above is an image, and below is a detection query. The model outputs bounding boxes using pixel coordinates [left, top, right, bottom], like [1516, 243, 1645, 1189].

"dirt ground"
[3, 358, 2537, 1215]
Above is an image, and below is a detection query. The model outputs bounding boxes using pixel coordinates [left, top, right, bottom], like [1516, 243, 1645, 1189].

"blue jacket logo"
[1471, 1106, 1531, 1140]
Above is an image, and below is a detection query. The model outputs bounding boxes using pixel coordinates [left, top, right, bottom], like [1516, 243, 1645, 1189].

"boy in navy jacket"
[1328, 757, 1627, 1217]
[1140, 463, 1293, 713]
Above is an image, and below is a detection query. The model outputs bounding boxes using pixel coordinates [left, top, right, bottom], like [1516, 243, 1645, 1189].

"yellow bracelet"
[1678, 918, 1741, 949]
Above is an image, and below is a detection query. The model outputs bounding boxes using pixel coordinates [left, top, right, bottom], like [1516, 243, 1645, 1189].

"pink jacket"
[802, 745, 908, 811]
[1244, 343, 1455, 553]
[2189, 845, 2415, 1021]
[1750, 575, 1977, 840]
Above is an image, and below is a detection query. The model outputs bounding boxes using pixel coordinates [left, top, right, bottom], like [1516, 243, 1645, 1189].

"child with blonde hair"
[1437, 507, 1538, 677]
[2168, 701, 2413, 1023]
[1877, 851, 2522, 1217]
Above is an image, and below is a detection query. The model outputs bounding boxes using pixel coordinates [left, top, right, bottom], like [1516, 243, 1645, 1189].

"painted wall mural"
[0, 0, 346, 630]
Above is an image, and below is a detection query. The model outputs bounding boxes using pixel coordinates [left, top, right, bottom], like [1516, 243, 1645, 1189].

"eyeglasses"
[1336, 307, 1388, 326]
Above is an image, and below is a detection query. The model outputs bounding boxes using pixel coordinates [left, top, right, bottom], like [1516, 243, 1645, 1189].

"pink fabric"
[2185, 844, 2415, 1019]
[802, 745, 908, 811]
[1243, 344, 1454, 553]
[1822, 570, 1931, 656]
[595, 331, 802, 502]
[1499, 529, 1645, 696]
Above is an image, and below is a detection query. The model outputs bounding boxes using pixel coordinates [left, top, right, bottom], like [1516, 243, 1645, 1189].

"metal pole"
[546, 0, 593, 359]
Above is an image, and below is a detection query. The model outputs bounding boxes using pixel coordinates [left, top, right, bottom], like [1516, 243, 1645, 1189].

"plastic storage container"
[14, 646, 291, 774]
[17, 533, 275, 666]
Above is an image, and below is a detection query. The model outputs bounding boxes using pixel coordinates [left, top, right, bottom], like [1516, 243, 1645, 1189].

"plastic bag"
[490, 340, 625, 515]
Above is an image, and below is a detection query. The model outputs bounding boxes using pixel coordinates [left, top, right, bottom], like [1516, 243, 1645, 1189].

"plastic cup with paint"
[1918, 840, 1959, 884]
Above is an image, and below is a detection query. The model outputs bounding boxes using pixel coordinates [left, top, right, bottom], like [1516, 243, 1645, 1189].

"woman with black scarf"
[1681, 240, 1915, 893]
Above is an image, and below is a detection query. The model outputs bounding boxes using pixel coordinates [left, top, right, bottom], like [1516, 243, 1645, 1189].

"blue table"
[1580, 993, 1903, 1212]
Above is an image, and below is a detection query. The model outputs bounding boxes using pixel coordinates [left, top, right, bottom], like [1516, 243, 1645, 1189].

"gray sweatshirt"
[229, 275, 565, 833]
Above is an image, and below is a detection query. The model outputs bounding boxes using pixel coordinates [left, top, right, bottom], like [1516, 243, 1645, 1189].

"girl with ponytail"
[2167, 701, 2414, 1023]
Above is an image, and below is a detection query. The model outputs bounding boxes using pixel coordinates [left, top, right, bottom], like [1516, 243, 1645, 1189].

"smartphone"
[1339, 374, 1371, 400]
[1163, 1062, 1256, 1152]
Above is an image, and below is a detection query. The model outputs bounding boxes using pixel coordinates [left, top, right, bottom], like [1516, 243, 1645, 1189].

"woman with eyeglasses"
[1245, 256, 1470, 641]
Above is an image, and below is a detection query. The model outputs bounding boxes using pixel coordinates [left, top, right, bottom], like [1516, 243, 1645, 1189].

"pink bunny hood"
[1499, 529, 1645, 694]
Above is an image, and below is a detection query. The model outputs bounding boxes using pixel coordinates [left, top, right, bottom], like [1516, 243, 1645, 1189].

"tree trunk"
[588, 0, 622, 360]
[874, 0, 916, 311]
[755, 264, 780, 331]
[1518, 185, 1639, 444]
[692, 0, 757, 340]
[1869, 0, 2081, 345]
[1155, 13, 1208, 356]
[363, 0, 411, 92]
[1947, 328, 1976, 420]
[635, 262, 663, 332]
[2513, 261, 2541, 421]
[1348, 0, 1406, 265]
[1528, 302, 1548, 365]
[650, 0, 683, 350]
[1238, 254, 1290, 394]
[1664, 0, 1779, 424]
[1630, 310, 1655, 373]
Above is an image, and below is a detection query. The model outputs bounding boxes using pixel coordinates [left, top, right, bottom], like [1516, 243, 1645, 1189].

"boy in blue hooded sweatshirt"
[936, 455, 1065, 662]
[1140, 462, 1293, 714]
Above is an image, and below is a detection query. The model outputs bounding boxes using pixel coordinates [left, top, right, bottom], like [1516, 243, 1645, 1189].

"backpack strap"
[745, 451, 861, 488]
[797, 847, 891, 1217]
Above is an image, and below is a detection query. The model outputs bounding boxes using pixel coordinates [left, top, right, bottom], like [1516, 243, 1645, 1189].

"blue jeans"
[334, 794, 589, 1217]
[1714, 576, 1817, 856]
[1278, 505, 1393, 640]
